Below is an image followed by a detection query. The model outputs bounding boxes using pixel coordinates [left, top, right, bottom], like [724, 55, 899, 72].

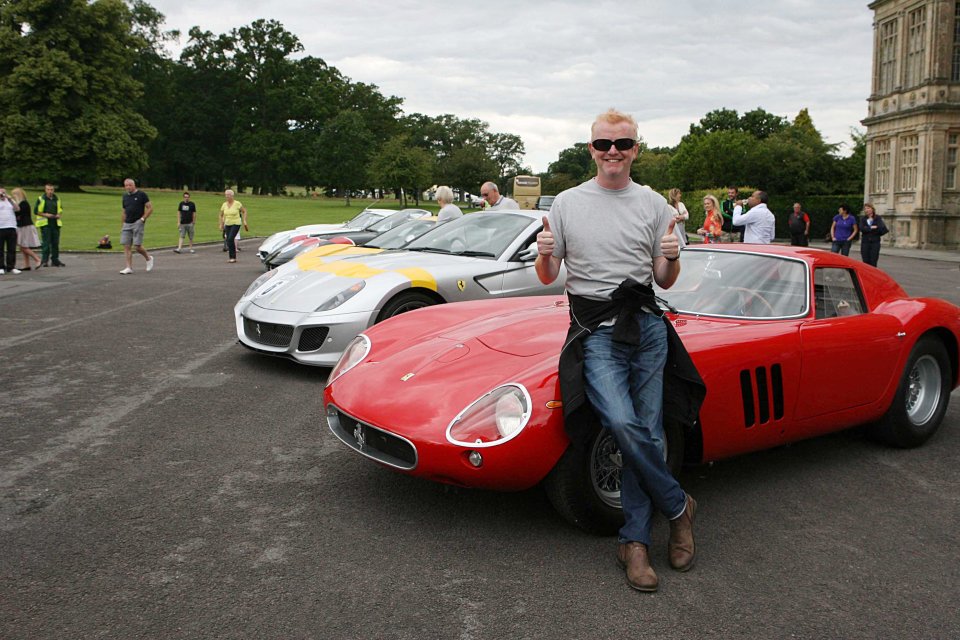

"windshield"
[405, 212, 532, 259]
[653, 249, 809, 319]
[368, 219, 436, 249]
[347, 211, 385, 228]
[367, 210, 424, 233]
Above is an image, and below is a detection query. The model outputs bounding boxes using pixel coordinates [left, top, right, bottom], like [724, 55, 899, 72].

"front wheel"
[543, 418, 684, 535]
[376, 291, 437, 322]
[871, 336, 952, 448]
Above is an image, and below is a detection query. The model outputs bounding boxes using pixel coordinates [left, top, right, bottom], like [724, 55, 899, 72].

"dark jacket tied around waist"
[558, 279, 707, 450]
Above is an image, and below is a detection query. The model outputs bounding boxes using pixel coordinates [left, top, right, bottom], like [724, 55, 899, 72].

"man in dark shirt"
[119, 178, 154, 275]
[174, 192, 197, 254]
[720, 187, 743, 242]
[788, 202, 811, 246]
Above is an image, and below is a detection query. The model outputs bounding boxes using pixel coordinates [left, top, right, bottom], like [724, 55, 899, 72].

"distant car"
[235, 210, 565, 366]
[263, 209, 431, 270]
[535, 196, 555, 211]
[257, 208, 394, 262]
[323, 245, 960, 533]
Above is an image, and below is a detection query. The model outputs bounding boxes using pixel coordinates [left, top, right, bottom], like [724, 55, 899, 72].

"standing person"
[119, 178, 154, 275]
[720, 187, 738, 242]
[479, 182, 519, 210]
[787, 202, 811, 246]
[535, 109, 703, 593]
[696, 195, 723, 244]
[830, 204, 858, 256]
[35, 183, 65, 267]
[435, 186, 463, 224]
[11, 188, 42, 270]
[732, 191, 776, 244]
[174, 192, 197, 254]
[667, 188, 689, 248]
[219, 189, 248, 263]
[0, 187, 20, 274]
[858, 203, 888, 267]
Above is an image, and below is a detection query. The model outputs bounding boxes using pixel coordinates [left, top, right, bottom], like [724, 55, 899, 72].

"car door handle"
[896, 331, 906, 338]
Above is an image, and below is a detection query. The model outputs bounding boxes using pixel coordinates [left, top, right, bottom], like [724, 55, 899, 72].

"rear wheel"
[543, 419, 683, 535]
[376, 291, 437, 322]
[871, 336, 952, 448]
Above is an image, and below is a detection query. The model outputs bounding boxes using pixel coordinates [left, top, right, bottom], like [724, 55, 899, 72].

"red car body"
[324, 246, 960, 531]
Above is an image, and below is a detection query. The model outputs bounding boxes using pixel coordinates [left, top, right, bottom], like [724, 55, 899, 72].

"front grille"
[328, 406, 417, 470]
[297, 327, 329, 352]
[243, 316, 293, 347]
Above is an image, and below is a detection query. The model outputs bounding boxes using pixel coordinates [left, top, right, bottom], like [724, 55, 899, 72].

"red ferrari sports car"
[323, 246, 960, 533]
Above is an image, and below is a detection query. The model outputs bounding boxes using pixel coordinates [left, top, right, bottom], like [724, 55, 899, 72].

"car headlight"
[243, 269, 278, 297]
[446, 384, 531, 447]
[315, 281, 365, 312]
[327, 334, 371, 386]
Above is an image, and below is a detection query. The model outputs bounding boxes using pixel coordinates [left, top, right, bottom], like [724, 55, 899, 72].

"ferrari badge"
[457, 279, 465, 291]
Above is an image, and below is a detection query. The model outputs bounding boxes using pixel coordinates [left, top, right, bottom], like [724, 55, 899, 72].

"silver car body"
[235, 210, 566, 366]
[256, 208, 395, 261]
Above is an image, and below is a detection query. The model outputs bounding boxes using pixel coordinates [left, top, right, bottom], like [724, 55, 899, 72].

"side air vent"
[740, 364, 785, 428]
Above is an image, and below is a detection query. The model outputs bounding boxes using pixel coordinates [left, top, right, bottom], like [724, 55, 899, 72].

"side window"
[814, 268, 866, 319]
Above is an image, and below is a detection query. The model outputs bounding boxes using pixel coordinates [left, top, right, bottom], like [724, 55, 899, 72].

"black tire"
[543, 418, 684, 535]
[871, 335, 952, 448]
[376, 291, 437, 322]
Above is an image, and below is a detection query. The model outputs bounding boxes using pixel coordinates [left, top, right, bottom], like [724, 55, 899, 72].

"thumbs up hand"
[537, 216, 555, 256]
[661, 218, 680, 261]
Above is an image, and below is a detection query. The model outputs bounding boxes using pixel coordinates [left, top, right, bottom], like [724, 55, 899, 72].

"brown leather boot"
[668, 494, 697, 571]
[617, 542, 659, 592]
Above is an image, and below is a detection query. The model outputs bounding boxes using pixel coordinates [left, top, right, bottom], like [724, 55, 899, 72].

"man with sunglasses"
[536, 109, 701, 593]
[479, 182, 519, 210]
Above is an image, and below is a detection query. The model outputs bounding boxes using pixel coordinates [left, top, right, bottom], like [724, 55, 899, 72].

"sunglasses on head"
[591, 138, 636, 152]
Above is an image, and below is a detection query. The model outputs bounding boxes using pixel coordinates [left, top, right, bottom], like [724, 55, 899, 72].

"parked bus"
[512, 175, 541, 210]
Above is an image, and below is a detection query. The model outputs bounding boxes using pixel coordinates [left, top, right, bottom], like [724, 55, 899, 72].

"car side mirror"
[517, 242, 538, 262]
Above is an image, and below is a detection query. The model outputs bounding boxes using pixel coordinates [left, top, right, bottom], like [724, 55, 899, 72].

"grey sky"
[148, 1, 874, 172]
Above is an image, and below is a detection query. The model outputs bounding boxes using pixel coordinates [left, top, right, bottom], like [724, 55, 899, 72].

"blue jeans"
[831, 239, 852, 256]
[582, 315, 686, 545]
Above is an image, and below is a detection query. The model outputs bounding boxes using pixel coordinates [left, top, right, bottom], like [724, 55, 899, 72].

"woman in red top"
[697, 195, 723, 244]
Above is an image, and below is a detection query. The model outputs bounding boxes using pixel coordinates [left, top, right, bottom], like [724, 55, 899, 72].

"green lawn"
[23, 187, 463, 251]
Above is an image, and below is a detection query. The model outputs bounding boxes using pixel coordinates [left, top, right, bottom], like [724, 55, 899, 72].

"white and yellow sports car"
[235, 210, 565, 366]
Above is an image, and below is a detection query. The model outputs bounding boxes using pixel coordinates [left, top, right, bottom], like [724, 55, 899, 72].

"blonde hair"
[703, 194, 720, 212]
[863, 202, 876, 216]
[668, 188, 682, 205]
[10, 188, 27, 204]
[591, 108, 639, 140]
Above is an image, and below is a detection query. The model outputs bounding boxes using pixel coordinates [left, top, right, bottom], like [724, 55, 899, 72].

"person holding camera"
[0, 187, 21, 274]
[732, 191, 775, 244]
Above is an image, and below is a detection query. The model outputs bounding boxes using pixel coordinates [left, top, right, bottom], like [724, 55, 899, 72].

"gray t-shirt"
[437, 203, 463, 224]
[489, 196, 519, 210]
[548, 179, 672, 300]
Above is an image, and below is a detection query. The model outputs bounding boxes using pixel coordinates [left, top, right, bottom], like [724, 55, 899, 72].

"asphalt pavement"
[1, 240, 959, 639]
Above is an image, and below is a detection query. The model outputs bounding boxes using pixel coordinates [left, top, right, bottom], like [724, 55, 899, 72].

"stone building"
[862, 0, 960, 249]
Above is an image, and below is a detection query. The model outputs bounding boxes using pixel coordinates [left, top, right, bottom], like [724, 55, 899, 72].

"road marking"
[0, 289, 185, 351]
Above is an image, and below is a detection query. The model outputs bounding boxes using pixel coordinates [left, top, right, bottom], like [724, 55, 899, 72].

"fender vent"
[740, 364, 785, 428]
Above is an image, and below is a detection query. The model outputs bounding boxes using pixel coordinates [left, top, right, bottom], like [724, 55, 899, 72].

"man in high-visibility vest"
[35, 183, 65, 267]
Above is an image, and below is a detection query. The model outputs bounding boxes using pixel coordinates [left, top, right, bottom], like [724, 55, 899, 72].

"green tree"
[0, 0, 157, 187]
[368, 135, 434, 207]
[316, 110, 374, 206]
[444, 146, 498, 199]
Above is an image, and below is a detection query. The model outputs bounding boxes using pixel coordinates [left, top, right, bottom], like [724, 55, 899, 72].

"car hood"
[252, 250, 479, 313]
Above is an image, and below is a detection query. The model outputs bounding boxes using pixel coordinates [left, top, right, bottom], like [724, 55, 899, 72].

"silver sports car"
[235, 210, 566, 366]
[256, 208, 395, 262]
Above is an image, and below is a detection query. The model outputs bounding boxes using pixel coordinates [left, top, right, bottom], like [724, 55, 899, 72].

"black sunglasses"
[591, 138, 637, 152]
